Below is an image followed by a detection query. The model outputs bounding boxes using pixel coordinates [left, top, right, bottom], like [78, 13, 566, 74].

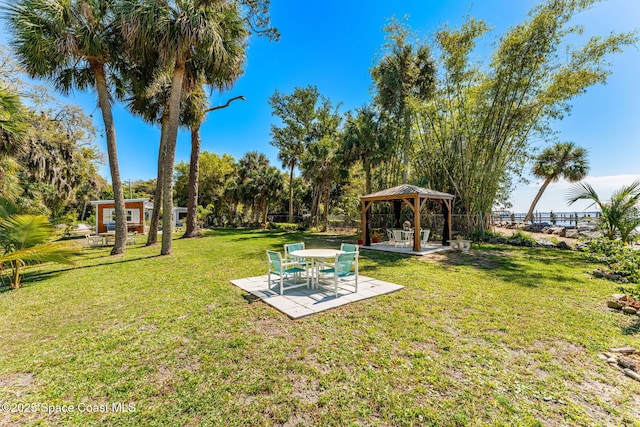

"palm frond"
[0, 241, 78, 265]
[0, 214, 54, 251]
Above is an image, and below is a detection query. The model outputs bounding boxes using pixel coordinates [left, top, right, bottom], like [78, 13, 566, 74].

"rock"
[622, 306, 638, 315]
[618, 356, 639, 371]
[612, 294, 628, 301]
[623, 369, 640, 382]
[488, 238, 499, 244]
[556, 241, 570, 250]
[593, 269, 606, 278]
[610, 347, 637, 354]
[565, 229, 579, 238]
[608, 300, 625, 309]
[575, 242, 589, 251]
[537, 239, 557, 248]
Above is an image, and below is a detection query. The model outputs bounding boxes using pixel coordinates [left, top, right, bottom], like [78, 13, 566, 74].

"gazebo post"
[442, 199, 452, 245]
[361, 200, 372, 246]
[413, 195, 421, 252]
[393, 201, 402, 229]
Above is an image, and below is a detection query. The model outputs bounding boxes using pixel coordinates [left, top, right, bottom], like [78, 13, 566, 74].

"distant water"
[492, 211, 602, 227]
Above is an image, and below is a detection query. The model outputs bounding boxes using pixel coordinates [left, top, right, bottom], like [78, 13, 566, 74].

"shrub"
[586, 237, 640, 283]
[510, 230, 537, 247]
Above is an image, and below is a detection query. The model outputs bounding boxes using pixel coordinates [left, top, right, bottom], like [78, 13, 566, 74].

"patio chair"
[420, 229, 431, 246]
[284, 242, 312, 269]
[392, 229, 410, 248]
[318, 251, 358, 297]
[85, 234, 104, 247]
[266, 250, 309, 295]
[386, 229, 395, 245]
[340, 243, 359, 253]
[126, 232, 137, 245]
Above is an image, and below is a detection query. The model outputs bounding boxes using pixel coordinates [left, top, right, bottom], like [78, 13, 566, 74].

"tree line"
[1, 0, 634, 258]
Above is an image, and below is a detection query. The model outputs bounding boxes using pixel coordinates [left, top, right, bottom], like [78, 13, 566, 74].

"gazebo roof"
[360, 184, 454, 202]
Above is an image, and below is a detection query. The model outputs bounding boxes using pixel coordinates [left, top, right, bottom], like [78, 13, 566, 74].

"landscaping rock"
[537, 239, 557, 248]
[593, 269, 606, 278]
[612, 294, 628, 302]
[610, 347, 637, 354]
[556, 241, 570, 250]
[622, 306, 638, 315]
[565, 229, 579, 238]
[608, 300, 625, 309]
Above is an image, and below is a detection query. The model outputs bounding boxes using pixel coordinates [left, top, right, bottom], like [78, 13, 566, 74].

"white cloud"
[506, 174, 640, 214]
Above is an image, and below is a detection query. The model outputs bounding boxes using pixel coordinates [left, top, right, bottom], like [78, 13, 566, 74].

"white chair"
[266, 250, 309, 295]
[392, 229, 410, 247]
[420, 229, 430, 246]
[319, 251, 358, 297]
[386, 229, 395, 245]
[126, 232, 137, 245]
[85, 234, 104, 247]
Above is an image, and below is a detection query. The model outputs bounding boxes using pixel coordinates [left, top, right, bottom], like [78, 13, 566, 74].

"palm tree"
[371, 19, 436, 184]
[118, 0, 247, 255]
[182, 93, 245, 238]
[342, 105, 386, 194]
[567, 180, 640, 244]
[0, 86, 26, 202]
[0, 214, 76, 289]
[524, 142, 588, 222]
[7, 0, 129, 255]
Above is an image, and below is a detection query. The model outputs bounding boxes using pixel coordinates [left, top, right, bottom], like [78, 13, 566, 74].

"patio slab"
[231, 275, 403, 319]
[360, 243, 452, 256]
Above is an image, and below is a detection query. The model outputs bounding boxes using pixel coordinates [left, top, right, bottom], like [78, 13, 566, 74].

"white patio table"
[290, 248, 344, 288]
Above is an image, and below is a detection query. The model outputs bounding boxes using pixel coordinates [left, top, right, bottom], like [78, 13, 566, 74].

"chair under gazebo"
[360, 184, 455, 252]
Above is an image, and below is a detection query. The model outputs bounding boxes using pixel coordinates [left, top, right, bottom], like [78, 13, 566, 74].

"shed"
[360, 184, 455, 251]
[90, 199, 188, 234]
[90, 198, 153, 234]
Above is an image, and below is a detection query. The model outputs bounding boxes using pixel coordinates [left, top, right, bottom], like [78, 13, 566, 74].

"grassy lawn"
[1, 229, 639, 426]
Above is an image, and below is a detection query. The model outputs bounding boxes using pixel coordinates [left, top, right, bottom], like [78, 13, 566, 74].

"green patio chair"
[284, 242, 312, 268]
[340, 243, 359, 253]
[318, 251, 358, 297]
[266, 250, 309, 295]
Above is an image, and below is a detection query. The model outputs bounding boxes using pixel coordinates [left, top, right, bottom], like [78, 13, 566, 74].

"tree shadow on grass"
[622, 318, 640, 335]
[426, 245, 589, 288]
[3, 253, 164, 293]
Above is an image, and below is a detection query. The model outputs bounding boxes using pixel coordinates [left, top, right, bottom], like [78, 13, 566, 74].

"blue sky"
[3, 0, 640, 213]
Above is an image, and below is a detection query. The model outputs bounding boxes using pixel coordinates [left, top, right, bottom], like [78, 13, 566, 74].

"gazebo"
[360, 184, 455, 251]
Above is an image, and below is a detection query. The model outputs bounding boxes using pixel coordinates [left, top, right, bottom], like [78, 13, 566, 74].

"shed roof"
[360, 184, 454, 201]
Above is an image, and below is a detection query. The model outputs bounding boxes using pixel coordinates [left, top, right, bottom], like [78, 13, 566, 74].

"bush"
[509, 230, 537, 247]
[466, 228, 503, 242]
[586, 237, 640, 283]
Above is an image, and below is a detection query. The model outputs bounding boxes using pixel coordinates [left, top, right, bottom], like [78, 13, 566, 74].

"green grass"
[1, 229, 639, 426]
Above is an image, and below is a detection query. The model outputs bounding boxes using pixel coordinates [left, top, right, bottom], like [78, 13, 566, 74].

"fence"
[266, 213, 484, 238]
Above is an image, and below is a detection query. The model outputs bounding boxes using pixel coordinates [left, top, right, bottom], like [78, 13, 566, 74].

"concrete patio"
[231, 275, 403, 319]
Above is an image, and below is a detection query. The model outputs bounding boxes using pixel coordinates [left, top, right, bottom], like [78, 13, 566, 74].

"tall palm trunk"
[161, 60, 186, 255]
[92, 61, 126, 255]
[147, 114, 168, 246]
[288, 163, 294, 223]
[322, 183, 330, 232]
[401, 110, 411, 184]
[524, 178, 552, 222]
[365, 162, 372, 195]
[183, 122, 202, 238]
